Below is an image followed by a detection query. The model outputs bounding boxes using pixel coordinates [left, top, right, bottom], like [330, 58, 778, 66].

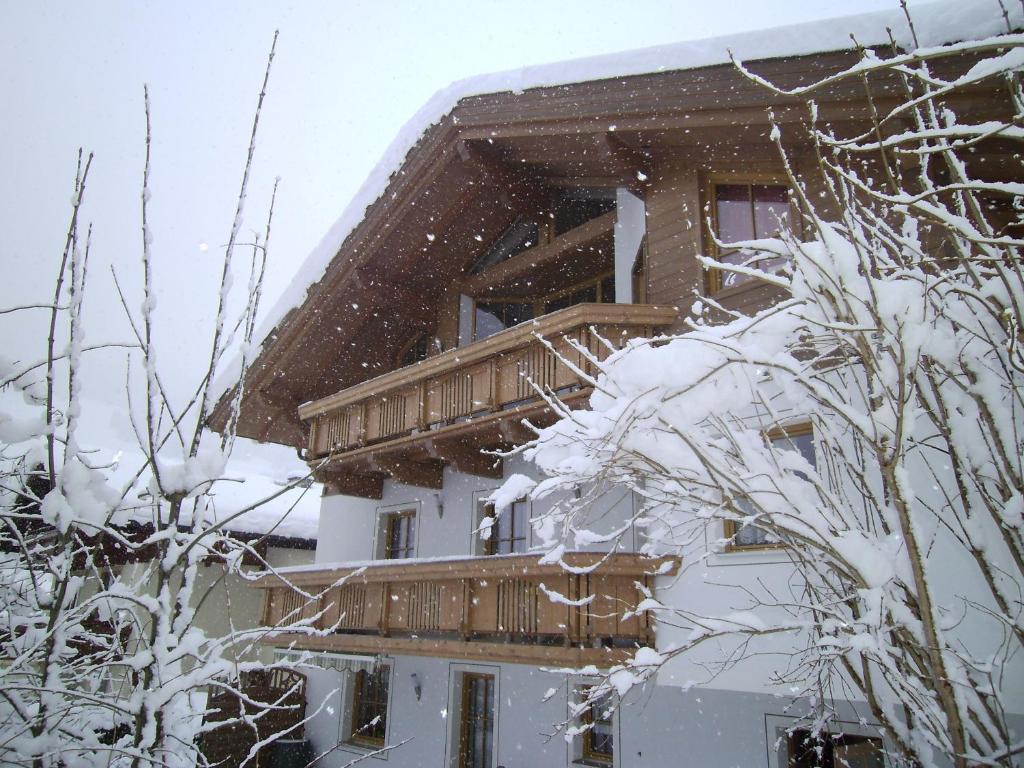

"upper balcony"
[256, 551, 679, 667]
[300, 302, 676, 497]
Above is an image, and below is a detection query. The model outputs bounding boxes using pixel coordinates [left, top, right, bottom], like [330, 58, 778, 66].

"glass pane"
[474, 302, 533, 341]
[571, 285, 597, 305]
[752, 184, 790, 238]
[715, 184, 755, 242]
[600, 273, 615, 303]
[545, 294, 572, 313]
[474, 304, 506, 341]
[503, 302, 533, 327]
[734, 521, 772, 547]
[834, 736, 884, 768]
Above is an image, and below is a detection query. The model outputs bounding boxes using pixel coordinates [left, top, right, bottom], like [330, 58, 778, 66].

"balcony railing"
[256, 552, 679, 667]
[301, 303, 676, 460]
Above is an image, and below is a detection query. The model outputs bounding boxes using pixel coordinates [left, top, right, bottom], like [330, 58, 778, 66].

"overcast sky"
[0, 0, 925, 456]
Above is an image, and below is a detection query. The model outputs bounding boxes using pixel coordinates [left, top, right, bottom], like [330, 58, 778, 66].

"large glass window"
[712, 182, 791, 291]
[458, 673, 495, 768]
[349, 666, 389, 747]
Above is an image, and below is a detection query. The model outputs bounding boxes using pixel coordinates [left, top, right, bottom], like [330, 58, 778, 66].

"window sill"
[707, 275, 785, 305]
[574, 758, 613, 768]
[344, 737, 385, 753]
[708, 544, 791, 567]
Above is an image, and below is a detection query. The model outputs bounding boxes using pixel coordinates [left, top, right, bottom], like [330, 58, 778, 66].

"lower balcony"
[256, 552, 679, 667]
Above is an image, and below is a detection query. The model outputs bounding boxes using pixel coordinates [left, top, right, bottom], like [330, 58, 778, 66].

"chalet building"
[215, 6, 1021, 767]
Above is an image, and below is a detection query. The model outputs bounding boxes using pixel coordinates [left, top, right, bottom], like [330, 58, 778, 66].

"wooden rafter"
[460, 209, 617, 296]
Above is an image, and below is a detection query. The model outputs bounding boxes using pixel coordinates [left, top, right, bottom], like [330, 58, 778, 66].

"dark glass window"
[554, 195, 615, 236]
[480, 499, 528, 555]
[349, 667, 389, 746]
[473, 301, 534, 341]
[384, 512, 416, 559]
[469, 218, 539, 275]
[459, 674, 495, 768]
[545, 284, 598, 314]
[787, 729, 884, 768]
[714, 183, 791, 290]
[599, 273, 616, 303]
[399, 335, 430, 367]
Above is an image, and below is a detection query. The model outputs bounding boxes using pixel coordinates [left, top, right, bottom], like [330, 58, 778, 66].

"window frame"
[347, 663, 391, 749]
[580, 693, 615, 765]
[445, 663, 501, 768]
[457, 672, 496, 768]
[704, 172, 795, 295]
[723, 422, 814, 553]
[376, 505, 419, 561]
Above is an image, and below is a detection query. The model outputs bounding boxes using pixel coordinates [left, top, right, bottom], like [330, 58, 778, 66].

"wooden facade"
[256, 553, 679, 666]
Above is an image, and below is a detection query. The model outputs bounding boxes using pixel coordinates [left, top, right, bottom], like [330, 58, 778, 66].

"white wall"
[314, 456, 638, 565]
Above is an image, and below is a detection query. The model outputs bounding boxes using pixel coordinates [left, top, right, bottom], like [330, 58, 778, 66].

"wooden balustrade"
[256, 552, 679, 667]
[301, 304, 677, 460]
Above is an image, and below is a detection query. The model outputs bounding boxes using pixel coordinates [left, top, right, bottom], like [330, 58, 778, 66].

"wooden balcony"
[256, 552, 679, 667]
[300, 303, 676, 496]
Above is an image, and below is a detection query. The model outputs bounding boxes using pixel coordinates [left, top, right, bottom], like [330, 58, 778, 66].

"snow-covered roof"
[8, 394, 320, 541]
[233, 0, 1020, 386]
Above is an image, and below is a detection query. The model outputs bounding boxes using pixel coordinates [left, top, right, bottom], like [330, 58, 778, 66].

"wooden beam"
[460, 209, 616, 295]
[600, 132, 652, 177]
[456, 139, 550, 215]
[421, 438, 503, 480]
[318, 470, 384, 499]
[352, 266, 436, 317]
[367, 456, 445, 490]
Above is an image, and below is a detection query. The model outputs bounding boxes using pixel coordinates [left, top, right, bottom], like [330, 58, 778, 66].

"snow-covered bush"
[0, 38, 327, 768]
[503, 22, 1024, 768]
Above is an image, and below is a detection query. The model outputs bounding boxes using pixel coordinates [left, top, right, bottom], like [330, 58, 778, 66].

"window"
[348, 665, 390, 747]
[725, 423, 815, 550]
[575, 688, 615, 766]
[382, 510, 416, 559]
[710, 181, 792, 292]
[458, 673, 495, 768]
[478, 498, 529, 555]
[473, 300, 535, 341]
[787, 728, 884, 768]
[553, 191, 616, 236]
[398, 333, 431, 367]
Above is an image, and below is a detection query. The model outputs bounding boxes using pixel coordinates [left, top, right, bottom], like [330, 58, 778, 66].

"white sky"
[0, 0, 926, 454]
